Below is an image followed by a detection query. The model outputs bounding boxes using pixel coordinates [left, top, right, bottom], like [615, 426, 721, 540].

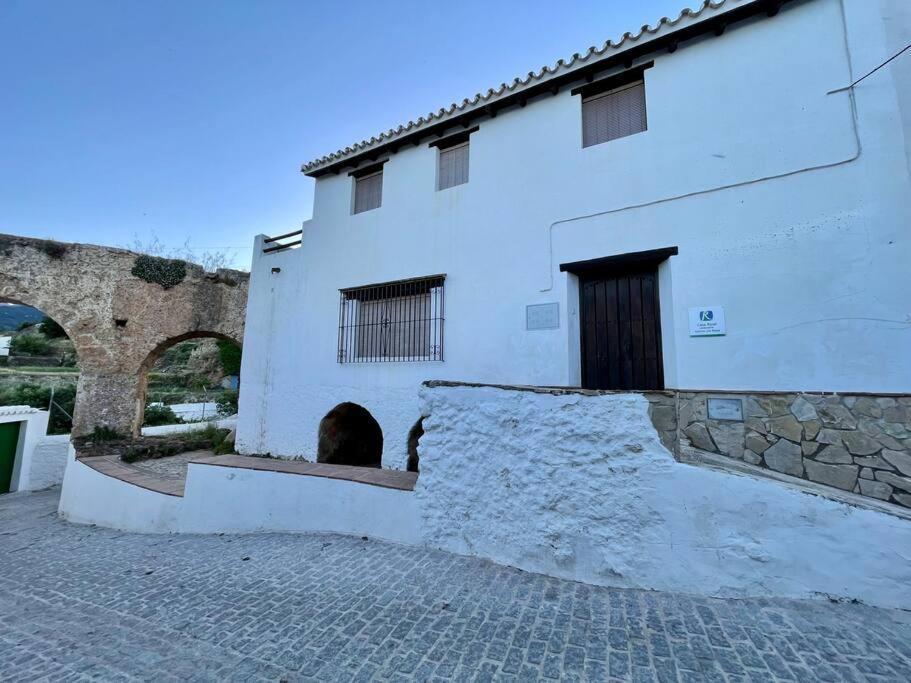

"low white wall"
[24, 435, 71, 490]
[414, 384, 911, 609]
[56, 385, 911, 608]
[140, 417, 235, 437]
[2, 405, 50, 492]
[180, 464, 420, 542]
[57, 452, 183, 533]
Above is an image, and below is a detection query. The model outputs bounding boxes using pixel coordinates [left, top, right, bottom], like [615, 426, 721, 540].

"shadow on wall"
[317, 402, 383, 468]
[407, 418, 423, 473]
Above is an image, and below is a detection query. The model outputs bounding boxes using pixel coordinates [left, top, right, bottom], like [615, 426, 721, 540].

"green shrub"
[40, 316, 67, 339]
[216, 340, 242, 376]
[131, 254, 187, 289]
[143, 404, 183, 427]
[217, 389, 238, 417]
[0, 382, 75, 434]
[10, 334, 52, 356]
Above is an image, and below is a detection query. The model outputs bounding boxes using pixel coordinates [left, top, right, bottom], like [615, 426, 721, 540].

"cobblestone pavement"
[126, 449, 215, 480]
[2, 489, 911, 682]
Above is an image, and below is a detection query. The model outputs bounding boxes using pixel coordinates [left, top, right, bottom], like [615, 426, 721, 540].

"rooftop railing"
[262, 229, 302, 254]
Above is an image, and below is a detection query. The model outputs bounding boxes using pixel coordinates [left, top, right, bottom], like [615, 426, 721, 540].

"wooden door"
[0, 421, 21, 494]
[580, 266, 664, 390]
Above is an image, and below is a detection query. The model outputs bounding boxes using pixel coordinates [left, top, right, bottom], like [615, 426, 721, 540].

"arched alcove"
[406, 418, 423, 473]
[135, 331, 242, 434]
[317, 402, 383, 468]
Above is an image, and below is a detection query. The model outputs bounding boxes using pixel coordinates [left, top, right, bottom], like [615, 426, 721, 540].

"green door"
[0, 422, 21, 494]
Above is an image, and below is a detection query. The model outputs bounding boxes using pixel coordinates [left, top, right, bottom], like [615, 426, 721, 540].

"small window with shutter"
[352, 167, 383, 214]
[581, 80, 647, 148]
[437, 141, 469, 190]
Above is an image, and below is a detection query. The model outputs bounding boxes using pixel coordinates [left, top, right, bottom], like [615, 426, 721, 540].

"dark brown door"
[580, 266, 663, 390]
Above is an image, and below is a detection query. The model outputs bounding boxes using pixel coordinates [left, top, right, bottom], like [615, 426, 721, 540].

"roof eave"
[302, 0, 789, 178]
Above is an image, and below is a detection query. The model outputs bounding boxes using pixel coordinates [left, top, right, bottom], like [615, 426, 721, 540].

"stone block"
[894, 493, 911, 508]
[873, 471, 911, 493]
[883, 423, 910, 439]
[815, 446, 852, 464]
[745, 417, 767, 435]
[649, 405, 676, 432]
[800, 441, 818, 456]
[853, 455, 892, 469]
[816, 429, 844, 445]
[708, 423, 744, 460]
[852, 397, 882, 419]
[841, 431, 881, 456]
[876, 433, 904, 451]
[817, 404, 857, 430]
[744, 397, 768, 418]
[858, 479, 893, 501]
[683, 423, 716, 453]
[768, 416, 803, 443]
[763, 440, 803, 477]
[804, 460, 858, 491]
[882, 449, 911, 476]
[803, 420, 821, 440]
[789, 396, 818, 422]
[744, 432, 770, 454]
[860, 467, 874, 480]
[743, 450, 762, 465]
[884, 406, 910, 424]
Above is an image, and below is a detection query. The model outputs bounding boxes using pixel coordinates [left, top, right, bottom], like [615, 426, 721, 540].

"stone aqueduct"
[0, 234, 248, 437]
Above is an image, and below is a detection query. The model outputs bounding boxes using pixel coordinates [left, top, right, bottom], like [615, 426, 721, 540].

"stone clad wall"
[667, 392, 911, 509]
[415, 382, 911, 608]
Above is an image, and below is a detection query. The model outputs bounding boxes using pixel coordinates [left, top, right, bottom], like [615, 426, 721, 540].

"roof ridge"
[302, 0, 738, 173]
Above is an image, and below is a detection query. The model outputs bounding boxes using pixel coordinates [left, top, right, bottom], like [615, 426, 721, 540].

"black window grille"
[338, 275, 445, 363]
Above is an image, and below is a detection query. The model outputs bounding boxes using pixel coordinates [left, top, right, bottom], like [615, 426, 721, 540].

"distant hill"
[0, 304, 44, 332]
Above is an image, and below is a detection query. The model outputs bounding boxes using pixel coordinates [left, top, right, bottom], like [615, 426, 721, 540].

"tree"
[40, 315, 67, 339]
[10, 333, 51, 356]
[216, 340, 242, 376]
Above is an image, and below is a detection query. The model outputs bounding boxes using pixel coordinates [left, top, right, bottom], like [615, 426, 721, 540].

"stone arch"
[317, 402, 383, 468]
[0, 234, 248, 439]
[406, 418, 423, 473]
[134, 331, 243, 435]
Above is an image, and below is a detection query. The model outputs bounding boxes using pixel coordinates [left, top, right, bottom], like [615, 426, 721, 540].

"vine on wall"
[131, 255, 187, 289]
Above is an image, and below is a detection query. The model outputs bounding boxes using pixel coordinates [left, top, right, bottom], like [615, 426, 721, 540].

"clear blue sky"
[2, 0, 686, 269]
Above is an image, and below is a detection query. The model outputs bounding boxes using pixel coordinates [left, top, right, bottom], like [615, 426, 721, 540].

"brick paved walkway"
[2, 488, 910, 682]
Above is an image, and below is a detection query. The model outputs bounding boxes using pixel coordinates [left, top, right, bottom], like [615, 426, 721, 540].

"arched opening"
[0, 299, 79, 435]
[406, 418, 423, 473]
[317, 402, 383, 468]
[136, 331, 242, 432]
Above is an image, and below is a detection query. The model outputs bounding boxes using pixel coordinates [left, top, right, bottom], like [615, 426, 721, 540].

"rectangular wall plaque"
[688, 306, 726, 336]
[707, 397, 743, 421]
[526, 303, 559, 330]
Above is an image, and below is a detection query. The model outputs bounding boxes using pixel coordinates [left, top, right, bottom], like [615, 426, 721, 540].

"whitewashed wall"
[237, 0, 911, 464]
[59, 383, 911, 609]
[1, 406, 53, 492]
[414, 384, 911, 608]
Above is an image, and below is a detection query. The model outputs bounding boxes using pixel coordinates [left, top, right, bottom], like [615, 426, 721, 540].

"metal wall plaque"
[688, 306, 726, 336]
[526, 303, 559, 330]
[707, 397, 743, 421]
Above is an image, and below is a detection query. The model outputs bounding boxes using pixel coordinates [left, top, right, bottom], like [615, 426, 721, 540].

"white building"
[237, 0, 911, 475]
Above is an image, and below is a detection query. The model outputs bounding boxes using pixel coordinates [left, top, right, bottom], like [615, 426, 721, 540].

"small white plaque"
[688, 306, 726, 336]
[708, 397, 743, 421]
[526, 303, 559, 330]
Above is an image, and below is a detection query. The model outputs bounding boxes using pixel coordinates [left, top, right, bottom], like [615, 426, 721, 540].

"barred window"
[438, 141, 469, 190]
[338, 275, 445, 363]
[353, 169, 383, 214]
[582, 80, 647, 147]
